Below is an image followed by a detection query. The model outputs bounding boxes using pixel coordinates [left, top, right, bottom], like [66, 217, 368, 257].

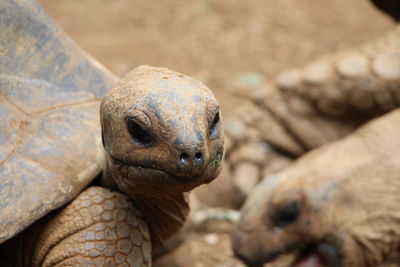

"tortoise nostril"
[195, 152, 203, 160]
[180, 153, 188, 163]
[178, 151, 204, 168]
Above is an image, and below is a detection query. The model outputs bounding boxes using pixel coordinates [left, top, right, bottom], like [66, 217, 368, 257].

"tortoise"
[221, 1, 400, 266]
[214, 0, 400, 208]
[233, 109, 400, 267]
[0, 0, 224, 266]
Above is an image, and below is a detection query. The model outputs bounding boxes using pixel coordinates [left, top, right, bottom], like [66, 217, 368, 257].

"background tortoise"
[0, 0, 223, 266]
[233, 110, 400, 266]
[223, 1, 400, 266]
[210, 0, 400, 208]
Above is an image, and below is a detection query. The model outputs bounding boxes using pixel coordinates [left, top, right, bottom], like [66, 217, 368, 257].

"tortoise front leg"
[226, 25, 400, 157]
[31, 187, 151, 267]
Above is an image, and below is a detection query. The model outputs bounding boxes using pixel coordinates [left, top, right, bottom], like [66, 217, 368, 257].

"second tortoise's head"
[232, 119, 400, 267]
[100, 66, 224, 197]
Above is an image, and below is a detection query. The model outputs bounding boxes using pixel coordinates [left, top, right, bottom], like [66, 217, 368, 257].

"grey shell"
[0, 0, 116, 243]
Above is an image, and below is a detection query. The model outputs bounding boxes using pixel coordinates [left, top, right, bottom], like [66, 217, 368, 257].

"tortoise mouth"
[109, 155, 219, 196]
[113, 157, 177, 178]
[127, 164, 205, 182]
[292, 241, 342, 267]
[111, 155, 211, 181]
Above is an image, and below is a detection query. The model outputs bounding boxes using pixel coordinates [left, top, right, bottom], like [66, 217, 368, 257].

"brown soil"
[38, 0, 396, 266]
[39, 0, 394, 116]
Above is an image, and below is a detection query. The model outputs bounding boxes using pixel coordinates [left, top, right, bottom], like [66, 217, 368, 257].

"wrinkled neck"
[130, 193, 190, 249]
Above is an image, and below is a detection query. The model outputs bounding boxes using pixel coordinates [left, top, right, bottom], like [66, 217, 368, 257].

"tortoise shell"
[0, 0, 116, 243]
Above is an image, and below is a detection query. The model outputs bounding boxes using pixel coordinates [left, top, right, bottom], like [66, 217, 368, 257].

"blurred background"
[39, 0, 394, 115]
[38, 0, 396, 266]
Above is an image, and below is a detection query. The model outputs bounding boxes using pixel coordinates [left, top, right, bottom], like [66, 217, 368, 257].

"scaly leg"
[30, 186, 151, 267]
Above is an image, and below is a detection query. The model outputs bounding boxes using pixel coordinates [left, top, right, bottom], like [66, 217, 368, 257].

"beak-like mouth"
[292, 241, 341, 267]
[108, 154, 220, 196]
[113, 157, 176, 178]
[111, 155, 215, 181]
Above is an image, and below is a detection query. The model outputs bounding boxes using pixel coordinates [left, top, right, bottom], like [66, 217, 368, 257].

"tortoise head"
[100, 66, 224, 197]
[232, 114, 400, 267]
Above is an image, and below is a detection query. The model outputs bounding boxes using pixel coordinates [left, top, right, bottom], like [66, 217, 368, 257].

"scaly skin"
[233, 109, 400, 267]
[29, 187, 151, 267]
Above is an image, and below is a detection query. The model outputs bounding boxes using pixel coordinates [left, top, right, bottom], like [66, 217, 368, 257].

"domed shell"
[0, 0, 116, 243]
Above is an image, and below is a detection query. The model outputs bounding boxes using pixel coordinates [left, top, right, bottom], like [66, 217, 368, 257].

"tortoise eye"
[272, 201, 300, 228]
[209, 111, 220, 139]
[127, 118, 154, 146]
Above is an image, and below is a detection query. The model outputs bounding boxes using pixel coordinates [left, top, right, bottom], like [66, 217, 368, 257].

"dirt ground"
[38, 0, 396, 266]
[39, 0, 394, 115]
